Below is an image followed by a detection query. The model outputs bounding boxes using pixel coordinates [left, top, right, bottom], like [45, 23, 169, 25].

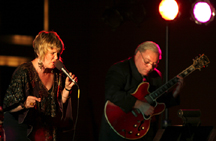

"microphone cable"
[72, 87, 80, 141]
[54, 60, 80, 140]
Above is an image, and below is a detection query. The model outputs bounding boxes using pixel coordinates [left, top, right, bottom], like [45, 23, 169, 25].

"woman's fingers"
[26, 96, 41, 108]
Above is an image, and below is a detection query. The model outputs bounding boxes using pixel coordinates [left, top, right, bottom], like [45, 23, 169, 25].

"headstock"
[193, 54, 210, 70]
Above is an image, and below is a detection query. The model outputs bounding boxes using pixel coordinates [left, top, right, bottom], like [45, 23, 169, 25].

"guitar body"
[105, 82, 165, 140]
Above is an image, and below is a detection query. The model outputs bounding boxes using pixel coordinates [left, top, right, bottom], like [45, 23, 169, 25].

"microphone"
[54, 60, 79, 88]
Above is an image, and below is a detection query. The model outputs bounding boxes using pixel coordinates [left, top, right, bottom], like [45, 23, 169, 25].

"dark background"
[0, 0, 216, 140]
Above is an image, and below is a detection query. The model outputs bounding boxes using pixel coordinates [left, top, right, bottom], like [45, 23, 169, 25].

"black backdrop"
[0, 0, 216, 140]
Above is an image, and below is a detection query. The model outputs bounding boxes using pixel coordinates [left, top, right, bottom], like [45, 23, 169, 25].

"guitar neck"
[150, 64, 196, 100]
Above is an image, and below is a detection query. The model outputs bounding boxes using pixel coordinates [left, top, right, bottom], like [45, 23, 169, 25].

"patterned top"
[3, 62, 73, 141]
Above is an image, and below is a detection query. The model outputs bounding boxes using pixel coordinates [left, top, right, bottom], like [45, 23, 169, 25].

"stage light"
[159, 0, 179, 21]
[191, 0, 215, 25]
[101, 8, 124, 29]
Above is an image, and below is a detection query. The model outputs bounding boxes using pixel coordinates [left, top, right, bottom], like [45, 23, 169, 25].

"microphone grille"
[54, 60, 64, 70]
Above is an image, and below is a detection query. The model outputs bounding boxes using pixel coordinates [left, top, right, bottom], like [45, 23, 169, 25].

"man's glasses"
[139, 51, 157, 69]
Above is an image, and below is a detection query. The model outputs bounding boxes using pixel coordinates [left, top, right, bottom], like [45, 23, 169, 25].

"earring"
[38, 59, 43, 69]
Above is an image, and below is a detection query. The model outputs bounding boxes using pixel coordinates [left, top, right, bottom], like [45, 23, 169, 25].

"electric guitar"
[104, 54, 210, 140]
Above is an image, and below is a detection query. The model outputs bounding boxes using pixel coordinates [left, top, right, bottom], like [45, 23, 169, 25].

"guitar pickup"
[132, 110, 137, 117]
[132, 109, 141, 117]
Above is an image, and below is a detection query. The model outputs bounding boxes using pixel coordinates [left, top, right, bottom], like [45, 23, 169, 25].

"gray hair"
[135, 41, 162, 60]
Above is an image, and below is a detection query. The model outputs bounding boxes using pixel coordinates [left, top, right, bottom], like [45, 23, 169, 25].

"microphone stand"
[162, 23, 171, 128]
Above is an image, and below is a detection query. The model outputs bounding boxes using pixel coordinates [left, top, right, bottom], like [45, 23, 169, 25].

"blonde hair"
[33, 31, 65, 61]
[135, 41, 162, 60]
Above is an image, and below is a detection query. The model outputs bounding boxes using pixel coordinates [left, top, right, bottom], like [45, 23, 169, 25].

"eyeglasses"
[139, 51, 157, 69]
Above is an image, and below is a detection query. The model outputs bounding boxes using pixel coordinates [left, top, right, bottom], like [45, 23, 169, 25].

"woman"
[3, 31, 77, 141]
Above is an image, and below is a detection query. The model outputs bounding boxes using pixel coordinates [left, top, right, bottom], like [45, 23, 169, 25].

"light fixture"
[0, 56, 31, 67]
[191, 0, 215, 25]
[101, 7, 124, 29]
[159, 0, 179, 21]
[102, 1, 147, 29]
[178, 109, 201, 126]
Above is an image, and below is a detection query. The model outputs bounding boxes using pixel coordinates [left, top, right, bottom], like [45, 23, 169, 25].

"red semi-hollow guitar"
[104, 54, 210, 140]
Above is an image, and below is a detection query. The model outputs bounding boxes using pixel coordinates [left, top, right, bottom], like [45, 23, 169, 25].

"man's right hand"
[134, 100, 154, 116]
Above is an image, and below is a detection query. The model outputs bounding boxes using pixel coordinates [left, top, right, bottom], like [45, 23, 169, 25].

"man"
[99, 41, 183, 141]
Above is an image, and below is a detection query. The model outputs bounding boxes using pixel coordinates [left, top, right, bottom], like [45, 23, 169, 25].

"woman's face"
[42, 47, 60, 69]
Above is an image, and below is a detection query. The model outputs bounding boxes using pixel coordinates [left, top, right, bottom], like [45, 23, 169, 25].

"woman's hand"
[64, 72, 78, 91]
[62, 72, 78, 103]
[24, 96, 41, 109]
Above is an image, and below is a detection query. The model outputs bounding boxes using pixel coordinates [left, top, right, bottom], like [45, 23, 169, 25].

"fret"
[179, 65, 196, 78]
[151, 92, 158, 98]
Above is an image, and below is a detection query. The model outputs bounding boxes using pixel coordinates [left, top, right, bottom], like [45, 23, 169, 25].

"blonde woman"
[3, 31, 77, 141]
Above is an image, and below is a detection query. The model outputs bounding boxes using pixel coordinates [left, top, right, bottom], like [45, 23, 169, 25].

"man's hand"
[173, 75, 184, 98]
[134, 100, 154, 116]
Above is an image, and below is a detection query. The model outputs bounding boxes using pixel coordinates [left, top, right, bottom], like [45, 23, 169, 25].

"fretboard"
[150, 65, 196, 100]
